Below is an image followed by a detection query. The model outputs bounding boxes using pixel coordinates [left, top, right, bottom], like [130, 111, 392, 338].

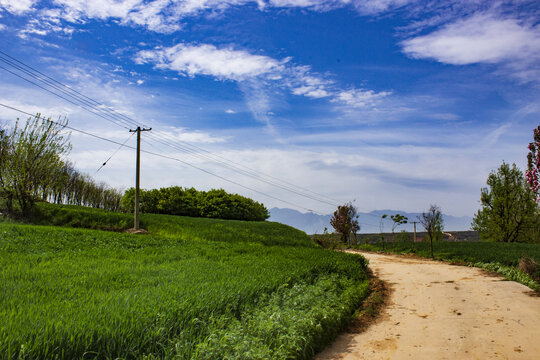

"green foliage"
[389, 213, 408, 233]
[0, 115, 70, 216]
[394, 230, 412, 242]
[0, 117, 123, 217]
[311, 233, 347, 250]
[354, 241, 540, 290]
[0, 210, 369, 359]
[121, 186, 269, 221]
[472, 162, 539, 242]
[196, 275, 370, 359]
[356, 241, 540, 266]
[473, 262, 539, 292]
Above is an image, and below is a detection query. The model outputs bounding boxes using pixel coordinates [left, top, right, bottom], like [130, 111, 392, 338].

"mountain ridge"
[268, 207, 473, 235]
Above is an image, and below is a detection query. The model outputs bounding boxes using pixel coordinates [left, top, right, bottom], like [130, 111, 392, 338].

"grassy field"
[353, 241, 540, 291]
[0, 205, 370, 359]
[354, 241, 540, 266]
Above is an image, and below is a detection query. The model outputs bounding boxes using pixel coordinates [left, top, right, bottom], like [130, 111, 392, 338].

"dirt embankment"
[317, 251, 540, 360]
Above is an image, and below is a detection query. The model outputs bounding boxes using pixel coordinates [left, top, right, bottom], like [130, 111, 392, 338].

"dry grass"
[518, 256, 540, 281]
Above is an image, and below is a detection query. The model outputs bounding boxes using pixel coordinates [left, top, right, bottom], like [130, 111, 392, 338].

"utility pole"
[129, 126, 151, 230]
[411, 221, 419, 243]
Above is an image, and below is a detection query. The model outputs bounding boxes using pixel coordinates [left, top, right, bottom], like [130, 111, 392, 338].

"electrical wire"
[94, 131, 135, 175]
[0, 51, 390, 219]
[0, 102, 326, 214]
[0, 51, 343, 207]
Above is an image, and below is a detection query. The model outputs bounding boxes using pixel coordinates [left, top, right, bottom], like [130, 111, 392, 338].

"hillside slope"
[0, 205, 370, 359]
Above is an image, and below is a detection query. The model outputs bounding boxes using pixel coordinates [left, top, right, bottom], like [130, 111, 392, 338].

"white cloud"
[334, 88, 392, 107]
[136, 43, 284, 81]
[350, 0, 414, 15]
[292, 86, 329, 98]
[0, 0, 417, 35]
[136, 79, 144, 85]
[0, 0, 36, 14]
[225, 109, 236, 114]
[402, 14, 540, 65]
[135, 42, 391, 123]
[159, 125, 227, 143]
[51, 0, 140, 22]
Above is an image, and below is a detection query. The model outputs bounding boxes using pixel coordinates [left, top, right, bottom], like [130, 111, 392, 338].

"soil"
[316, 251, 540, 360]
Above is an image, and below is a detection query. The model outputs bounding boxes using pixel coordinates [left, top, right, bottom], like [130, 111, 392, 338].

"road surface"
[317, 251, 540, 360]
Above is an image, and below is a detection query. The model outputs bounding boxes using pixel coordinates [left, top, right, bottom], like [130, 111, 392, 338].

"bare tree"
[418, 205, 444, 259]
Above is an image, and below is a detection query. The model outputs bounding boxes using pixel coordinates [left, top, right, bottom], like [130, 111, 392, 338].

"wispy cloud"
[160, 125, 228, 143]
[0, 0, 36, 14]
[350, 0, 415, 15]
[0, 0, 418, 35]
[134, 42, 392, 133]
[135, 42, 389, 104]
[334, 88, 392, 108]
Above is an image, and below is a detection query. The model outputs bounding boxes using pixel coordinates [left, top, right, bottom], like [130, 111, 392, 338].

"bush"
[394, 230, 412, 242]
[518, 256, 540, 281]
[121, 187, 269, 221]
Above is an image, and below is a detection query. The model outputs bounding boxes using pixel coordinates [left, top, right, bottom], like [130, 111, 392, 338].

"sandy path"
[317, 251, 540, 360]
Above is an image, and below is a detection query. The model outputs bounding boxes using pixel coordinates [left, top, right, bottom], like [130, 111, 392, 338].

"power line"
[95, 131, 135, 175]
[0, 51, 342, 208]
[0, 102, 325, 214]
[0, 63, 131, 130]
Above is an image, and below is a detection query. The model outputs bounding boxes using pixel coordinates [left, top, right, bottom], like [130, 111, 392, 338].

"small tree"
[0, 115, 70, 217]
[526, 125, 540, 202]
[418, 204, 443, 259]
[330, 203, 360, 246]
[390, 213, 408, 233]
[472, 162, 537, 242]
[380, 214, 387, 246]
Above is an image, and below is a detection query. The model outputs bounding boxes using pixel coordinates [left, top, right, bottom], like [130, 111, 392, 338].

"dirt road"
[317, 251, 540, 360]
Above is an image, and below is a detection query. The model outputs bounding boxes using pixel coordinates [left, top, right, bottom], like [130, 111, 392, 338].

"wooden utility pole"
[129, 126, 151, 230]
[411, 221, 419, 243]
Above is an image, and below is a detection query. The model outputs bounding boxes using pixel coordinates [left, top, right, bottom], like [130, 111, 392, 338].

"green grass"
[354, 241, 540, 291]
[354, 241, 540, 266]
[0, 205, 370, 359]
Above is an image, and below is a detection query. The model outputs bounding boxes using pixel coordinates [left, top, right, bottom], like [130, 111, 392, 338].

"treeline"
[1, 115, 268, 222]
[121, 187, 269, 221]
[37, 161, 123, 211]
[0, 115, 122, 216]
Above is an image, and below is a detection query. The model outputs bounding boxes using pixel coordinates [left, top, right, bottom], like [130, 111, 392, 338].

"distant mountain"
[268, 208, 473, 235]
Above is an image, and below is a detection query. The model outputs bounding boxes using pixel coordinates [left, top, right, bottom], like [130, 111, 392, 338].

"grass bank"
[0, 205, 370, 359]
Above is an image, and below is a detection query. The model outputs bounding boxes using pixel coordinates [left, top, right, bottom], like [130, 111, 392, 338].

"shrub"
[121, 187, 269, 221]
[518, 256, 539, 281]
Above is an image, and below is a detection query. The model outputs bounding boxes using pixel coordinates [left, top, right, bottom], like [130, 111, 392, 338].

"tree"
[330, 203, 360, 246]
[526, 125, 540, 202]
[472, 162, 538, 242]
[0, 115, 70, 217]
[0, 126, 12, 210]
[418, 204, 443, 258]
[390, 213, 408, 233]
[379, 214, 387, 245]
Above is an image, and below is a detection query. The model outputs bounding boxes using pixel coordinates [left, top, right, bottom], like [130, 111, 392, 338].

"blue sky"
[0, 0, 539, 226]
